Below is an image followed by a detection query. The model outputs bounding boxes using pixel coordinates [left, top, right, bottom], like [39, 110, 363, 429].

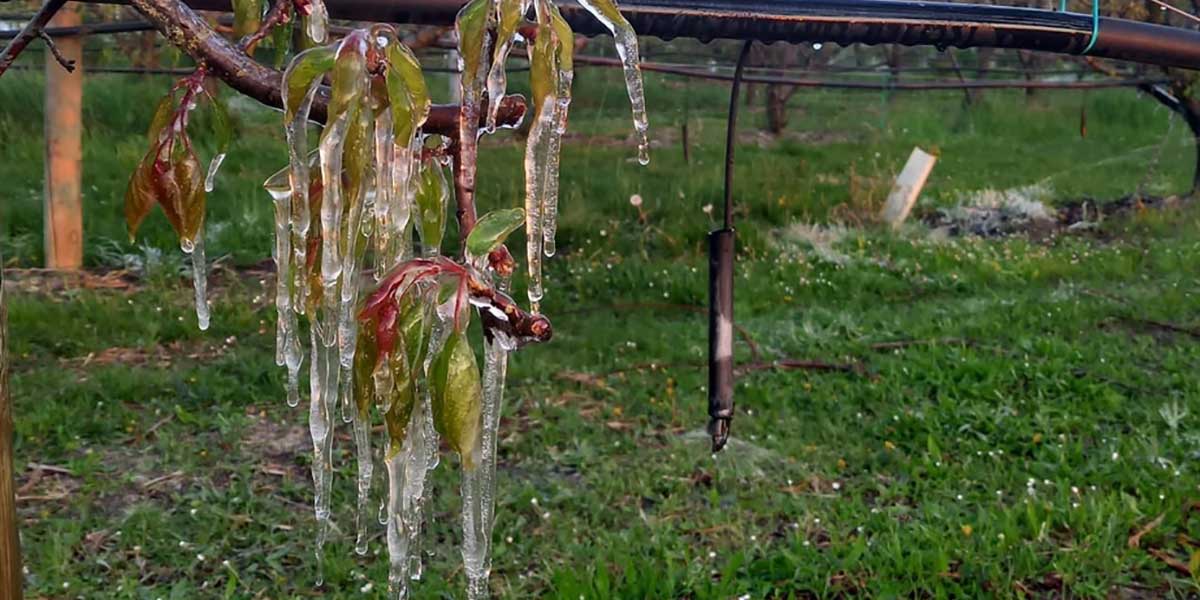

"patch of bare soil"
[56, 338, 237, 372]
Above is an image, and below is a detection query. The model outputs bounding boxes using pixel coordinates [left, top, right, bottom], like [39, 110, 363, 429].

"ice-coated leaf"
[283, 45, 336, 122]
[430, 330, 482, 469]
[232, 0, 263, 38]
[175, 145, 207, 244]
[385, 41, 430, 145]
[342, 101, 373, 217]
[329, 32, 368, 121]
[455, 0, 492, 92]
[414, 159, 448, 253]
[124, 154, 157, 240]
[145, 92, 177, 144]
[547, 1, 574, 71]
[466, 208, 525, 257]
[270, 16, 293, 69]
[529, 13, 557, 119]
[208, 89, 234, 156]
[353, 320, 378, 416]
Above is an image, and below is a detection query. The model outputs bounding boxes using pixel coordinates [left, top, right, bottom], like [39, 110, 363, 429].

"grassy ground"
[2, 41, 1200, 598]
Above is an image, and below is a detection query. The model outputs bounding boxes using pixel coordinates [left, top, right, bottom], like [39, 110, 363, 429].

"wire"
[723, 40, 753, 231]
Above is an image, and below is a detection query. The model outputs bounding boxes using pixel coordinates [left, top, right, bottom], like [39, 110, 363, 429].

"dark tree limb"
[0, 0, 68, 78]
[38, 30, 77, 72]
[126, 0, 526, 133]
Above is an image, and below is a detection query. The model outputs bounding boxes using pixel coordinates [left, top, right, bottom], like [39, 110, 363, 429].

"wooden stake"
[43, 3, 84, 270]
[0, 267, 20, 600]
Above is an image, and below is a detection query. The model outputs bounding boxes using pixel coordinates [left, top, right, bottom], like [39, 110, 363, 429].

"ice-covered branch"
[127, 0, 526, 133]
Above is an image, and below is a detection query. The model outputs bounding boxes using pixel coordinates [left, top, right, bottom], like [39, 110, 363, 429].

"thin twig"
[237, 0, 292, 54]
[37, 30, 75, 71]
[0, 0, 68, 78]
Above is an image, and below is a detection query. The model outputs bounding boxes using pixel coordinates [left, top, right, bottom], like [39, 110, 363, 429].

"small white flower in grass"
[629, 194, 643, 208]
[832, 482, 841, 491]
[1111, 452, 1119, 461]
[360, 582, 374, 593]
[62, 583, 70, 589]
[196, 554, 205, 562]
[702, 204, 713, 216]
[506, 536, 513, 544]
[708, 551, 716, 559]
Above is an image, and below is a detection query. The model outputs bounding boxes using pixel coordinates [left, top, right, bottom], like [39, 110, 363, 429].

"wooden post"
[0, 266, 20, 600]
[43, 3, 84, 270]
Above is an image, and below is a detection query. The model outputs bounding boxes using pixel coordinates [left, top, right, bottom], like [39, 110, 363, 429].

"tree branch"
[37, 30, 76, 72]
[126, 0, 526, 133]
[0, 0, 68, 78]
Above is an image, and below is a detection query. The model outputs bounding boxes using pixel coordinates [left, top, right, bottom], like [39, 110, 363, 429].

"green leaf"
[466, 208, 525, 257]
[495, 0, 528, 59]
[342, 100, 373, 224]
[546, 1, 574, 71]
[207, 88, 234, 155]
[414, 159, 448, 252]
[231, 0, 263, 38]
[283, 45, 336, 122]
[529, 14, 557, 119]
[328, 31, 368, 122]
[385, 41, 430, 145]
[456, 0, 491, 89]
[270, 16, 293, 69]
[430, 331, 482, 469]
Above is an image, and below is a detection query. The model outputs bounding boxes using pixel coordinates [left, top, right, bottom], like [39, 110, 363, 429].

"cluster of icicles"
[247, 0, 649, 598]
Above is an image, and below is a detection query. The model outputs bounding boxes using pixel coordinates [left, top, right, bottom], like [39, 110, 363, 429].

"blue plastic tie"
[1062, 0, 1100, 53]
[1082, 0, 1100, 54]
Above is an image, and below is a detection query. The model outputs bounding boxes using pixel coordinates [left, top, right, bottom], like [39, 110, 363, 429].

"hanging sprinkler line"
[708, 40, 754, 454]
[723, 40, 753, 230]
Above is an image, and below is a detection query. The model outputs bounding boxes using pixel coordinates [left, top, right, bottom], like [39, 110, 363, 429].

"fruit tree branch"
[125, 0, 525, 133]
[0, 0, 68, 78]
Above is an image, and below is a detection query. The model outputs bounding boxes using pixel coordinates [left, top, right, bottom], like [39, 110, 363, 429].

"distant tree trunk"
[1017, 50, 1040, 103]
[970, 47, 995, 104]
[766, 84, 790, 134]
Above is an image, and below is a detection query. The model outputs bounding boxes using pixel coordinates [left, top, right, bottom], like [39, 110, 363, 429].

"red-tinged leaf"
[175, 144, 206, 244]
[145, 92, 178, 144]
[124, 154, 157, 240]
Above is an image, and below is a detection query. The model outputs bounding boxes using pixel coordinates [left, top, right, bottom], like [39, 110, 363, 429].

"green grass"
[3, 42, 1200, 598]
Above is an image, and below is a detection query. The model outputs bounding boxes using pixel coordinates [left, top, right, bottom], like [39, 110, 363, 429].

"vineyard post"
[43, 3, 84, 270]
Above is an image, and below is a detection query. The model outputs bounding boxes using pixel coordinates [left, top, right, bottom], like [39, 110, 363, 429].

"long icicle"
[461, 275, 514, 600]
[183, 233, 210, 330]
[541, 4, 575, 259]
[575, 0, 650, 164]
[485, 0, 530, 133]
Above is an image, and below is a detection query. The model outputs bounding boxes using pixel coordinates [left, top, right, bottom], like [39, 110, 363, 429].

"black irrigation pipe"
[80, 0, 1200, 70]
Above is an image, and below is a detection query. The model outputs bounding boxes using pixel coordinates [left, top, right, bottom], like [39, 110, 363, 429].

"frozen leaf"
[124, 154, 157, 240]
[270, 16, 293, 69]
[353, 320, 378, 416]
[232, 0, 263, 38]
[431, 330, 482, 469]
[456, 0, 492, 96]
[284, 45, 336, 122]
[384, 41, 430, 145]
[466, 208, 524, 257]
[208, 90, 234, 156]
[414, 159, 448, 253]
[145, 92, 177, 144]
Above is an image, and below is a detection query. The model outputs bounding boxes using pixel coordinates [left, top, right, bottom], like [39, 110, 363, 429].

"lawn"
[2, 40, 1199, 598]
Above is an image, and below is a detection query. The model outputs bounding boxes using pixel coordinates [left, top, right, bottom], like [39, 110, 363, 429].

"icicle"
[204, 153, 226, 193]
[523, 106, 553, 311]
[307, 0, 329, 43]
[283, 79, 321, 289]
[542, 70, 573, 259]
[318, 111, 350, 344]
[575, 0, 650, 164]
[183, 233, 210, 331]
[485, 0, 531, 133]
[353, 402, 373, 555]
[309, 322, 340, 585]
[460, 323, 512, 599]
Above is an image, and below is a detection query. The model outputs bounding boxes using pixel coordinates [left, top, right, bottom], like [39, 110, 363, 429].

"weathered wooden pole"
[0, 265, 20, 599]
[43, 3, 84, 270]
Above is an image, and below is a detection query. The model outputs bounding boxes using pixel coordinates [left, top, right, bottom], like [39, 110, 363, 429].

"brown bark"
[125, 0, 525, 133]
[0, 0, 68, 77]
